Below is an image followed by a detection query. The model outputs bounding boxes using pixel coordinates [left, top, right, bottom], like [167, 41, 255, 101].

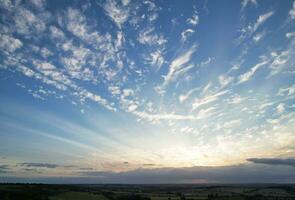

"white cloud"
[122, 88, 134, 97]
[121, 0, 130, 6]
[62, 56, 88, 80]
[237, 11, 274, 43]
[268, 51, 290, 77]
[62, 8, 109, 51]
[199, 57, 213, 68]
[195, 107, 216, 120]
[180, 126, 194, 134]
[18, 65, 35, 77]
[49, 26, 65, 40]
[179, 87, 200, 103]
[171, 64, 194, 83]
[103, 0, 129, 28]
[226, 94, 243, 105]
[40, 48, 53, 58]
[59, 41, 98, 82]
[29, 0, 46, 9]
[0, 0, 14, 10]
[181, 29, 194, 42]
[79, 90, 116, 111]
[218, 75, 234, 88]
[276, 103, 285, 114]
[138, 27, 167, 46]
[115, 31, 124, 49]
[186, 14, 199, 26]
[241, 0, 257, 9]
[163, 44, 197, 86]
[118, 88, 139, 113]
[253, 31, 266, 43]
[252, 11, 274, 33]
[267, 118, 280, 124]
[148, 12, 158, 22]
[289, 1, 295, 20]
[286, 31, 295, 39]
[109, 86, 121, 95]
[223, 119, 241, 129]
[17, 65, 68, 91]
[14, 7, 46, 35]
[37, 62, 56, 72]
[146, 50, 165, 69]
[259, 102, 274, 110]
[33, 62, 74, 87]
[200, 82, 211, 96]
[192, 90, 229, 110]
[18, 58, 116, 111]
[127, 104, 138, 112]
[0, 34, 23, 53]
[133, 111, 197, 122]
[64, 8, 89, 38]
[278, 84, 295, 97]
[13, 50, 116, 111]
[238, 60, 268, 84]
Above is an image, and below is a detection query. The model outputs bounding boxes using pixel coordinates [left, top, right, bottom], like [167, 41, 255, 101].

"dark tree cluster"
[116, 194, 151, 200]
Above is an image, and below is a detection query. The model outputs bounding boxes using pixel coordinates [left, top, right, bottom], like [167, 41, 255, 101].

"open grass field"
[0, 184, 295, 200]
[49, 191, 109, 200]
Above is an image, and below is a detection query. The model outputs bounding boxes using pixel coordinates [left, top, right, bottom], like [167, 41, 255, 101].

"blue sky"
[0, 0, 295, 183]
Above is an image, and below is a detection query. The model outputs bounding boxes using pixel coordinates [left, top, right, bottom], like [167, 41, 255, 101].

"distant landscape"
[1, 184, 295, 200]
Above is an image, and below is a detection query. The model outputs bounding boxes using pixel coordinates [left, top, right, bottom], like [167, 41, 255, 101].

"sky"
[0, 0, 294, 184]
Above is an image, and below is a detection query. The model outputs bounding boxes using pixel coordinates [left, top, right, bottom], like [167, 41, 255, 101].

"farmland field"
[1, 184, 295, 200]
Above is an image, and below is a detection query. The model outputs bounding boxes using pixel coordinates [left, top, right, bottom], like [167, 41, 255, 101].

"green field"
[49, 191, 108, 200]
[1, 184, 295, 200]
